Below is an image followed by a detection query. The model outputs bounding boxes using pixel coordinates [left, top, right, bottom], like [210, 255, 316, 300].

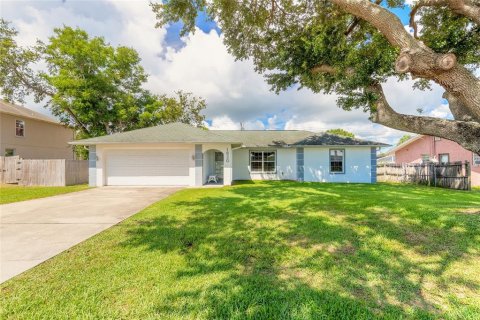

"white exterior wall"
[90, 143, 373, 186]
[304, 147, 372, 183]
[95, 143, 196, 186]
[232, 146, 372, 183]
[232, 148, 297, 180]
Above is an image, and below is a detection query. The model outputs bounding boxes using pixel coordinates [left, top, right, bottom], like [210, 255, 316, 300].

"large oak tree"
[153, 0, 480, 154]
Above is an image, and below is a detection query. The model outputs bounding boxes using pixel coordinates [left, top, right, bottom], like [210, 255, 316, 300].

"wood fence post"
[466, 161, 471, 191]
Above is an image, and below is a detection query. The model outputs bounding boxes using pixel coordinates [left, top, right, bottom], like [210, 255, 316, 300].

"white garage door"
[106, 149, 191, 186]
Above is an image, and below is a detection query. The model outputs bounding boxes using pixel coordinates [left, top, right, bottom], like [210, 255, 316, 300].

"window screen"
[439, 153, 449, 164]
[473, 153, 480, 167]
[330, 149, 344, 173]
[15, 120, 25, 137]
[250, 151, 276, 173]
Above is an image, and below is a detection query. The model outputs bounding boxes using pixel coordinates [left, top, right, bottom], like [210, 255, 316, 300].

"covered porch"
[199, 143, 233, 186]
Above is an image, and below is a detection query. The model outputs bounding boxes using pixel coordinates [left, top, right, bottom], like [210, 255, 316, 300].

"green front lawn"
[1, 182, 479, 319]
[0, 184, 89, 204]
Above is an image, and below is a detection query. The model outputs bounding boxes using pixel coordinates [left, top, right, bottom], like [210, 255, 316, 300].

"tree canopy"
[152, 0, 480, 154]
[0, 20, 206, 142]
[326, 128, 355, 138]
[397, 134, 412, 146]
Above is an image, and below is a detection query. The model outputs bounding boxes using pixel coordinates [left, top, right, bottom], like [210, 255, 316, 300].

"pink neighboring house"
[385, 135, 480, 187]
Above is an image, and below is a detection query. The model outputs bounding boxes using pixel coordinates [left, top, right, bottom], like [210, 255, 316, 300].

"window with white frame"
[15, 120, 25, 137]
[474, 153, 480, 167]
[330, 149, 345, 173]
[250, 151, 276, 173]
[421, 154, 430, 163]
[439, 153, 449, 164]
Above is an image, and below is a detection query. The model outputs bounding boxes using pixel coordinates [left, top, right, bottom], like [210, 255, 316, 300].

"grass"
[1, 182, 479, 319]
[0, 184, 89, 204]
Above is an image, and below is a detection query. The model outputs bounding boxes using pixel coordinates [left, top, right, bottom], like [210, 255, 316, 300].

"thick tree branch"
[395, 49, 480, 122]
[331, 0, 419, 49]
[344, 0, 383, 36]
[311, 64, 338, 74]
[330, 0, 480, 122]
[310, 64, 355, 76]
[443, 91, 476, 121]
[410, 0, 480, 37]
[369, 83, 480, 154]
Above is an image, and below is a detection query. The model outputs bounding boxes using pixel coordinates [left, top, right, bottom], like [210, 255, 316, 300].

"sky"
[0, 0, 451, 145]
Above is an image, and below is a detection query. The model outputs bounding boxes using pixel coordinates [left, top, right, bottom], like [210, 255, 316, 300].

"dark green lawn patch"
[1, 182, 479, 319]
[0, 184, 90, 204]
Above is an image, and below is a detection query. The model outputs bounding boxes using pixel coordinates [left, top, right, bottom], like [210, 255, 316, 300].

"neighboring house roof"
[71, 122, 389, 147]
[0, 100, 61, 125]
[385, 135, 423, 155]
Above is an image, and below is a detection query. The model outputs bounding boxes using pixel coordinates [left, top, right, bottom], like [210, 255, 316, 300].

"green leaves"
[397, 134, 412, 146]
[325, 128, 355, 138]
[0, 18, 47, 103]
[418, 7, 480, 67]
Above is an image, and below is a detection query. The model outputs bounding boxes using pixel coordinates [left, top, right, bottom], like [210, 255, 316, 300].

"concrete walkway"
[0, 187, 181, 283]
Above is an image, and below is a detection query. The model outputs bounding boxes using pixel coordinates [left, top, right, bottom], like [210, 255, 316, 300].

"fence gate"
[1, 156, 22, 184]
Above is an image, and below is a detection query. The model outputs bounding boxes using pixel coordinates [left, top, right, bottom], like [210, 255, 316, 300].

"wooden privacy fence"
[377, 162, 471, 191]
[0, 156, 88, 186]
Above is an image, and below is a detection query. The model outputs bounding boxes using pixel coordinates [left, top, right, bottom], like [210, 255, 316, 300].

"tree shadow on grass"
[122, 182, 480, 319]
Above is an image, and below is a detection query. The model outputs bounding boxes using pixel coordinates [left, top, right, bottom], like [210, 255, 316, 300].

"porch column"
[88, 146, 97, 187]
[195, 144, 203, 186]
[223, 146, 233, 185]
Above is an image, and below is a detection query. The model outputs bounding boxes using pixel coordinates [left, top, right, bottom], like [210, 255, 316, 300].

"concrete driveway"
[0, 187, 181, 283]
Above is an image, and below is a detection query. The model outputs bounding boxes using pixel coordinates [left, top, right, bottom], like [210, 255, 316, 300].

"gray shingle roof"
[213, 130, 316, 147]
[70, 123, 241, 145]
[292, 133, 389, 147]
[215, 130, 388, 147]
[72, 122, 389, 147]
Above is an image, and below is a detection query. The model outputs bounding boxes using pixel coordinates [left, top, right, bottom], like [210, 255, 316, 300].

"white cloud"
[205, 115, 240, 130]
[205, 115, 265, 130]
[404, 25, 414, 36]
[429, 103, 452, 119]
[284, 116, 405, 145]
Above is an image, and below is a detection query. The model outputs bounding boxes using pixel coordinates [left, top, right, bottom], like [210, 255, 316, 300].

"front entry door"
[214, 152, 224, 179]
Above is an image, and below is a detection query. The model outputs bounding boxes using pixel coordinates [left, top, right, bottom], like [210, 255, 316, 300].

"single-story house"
[380, 134, 480, 186]
[0, 100, 75, 159]
[71, 122, 388, 187]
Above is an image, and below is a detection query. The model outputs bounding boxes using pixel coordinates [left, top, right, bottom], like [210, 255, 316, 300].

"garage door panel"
[107, 175, 191, 186]
[106, 149, 191, 186]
